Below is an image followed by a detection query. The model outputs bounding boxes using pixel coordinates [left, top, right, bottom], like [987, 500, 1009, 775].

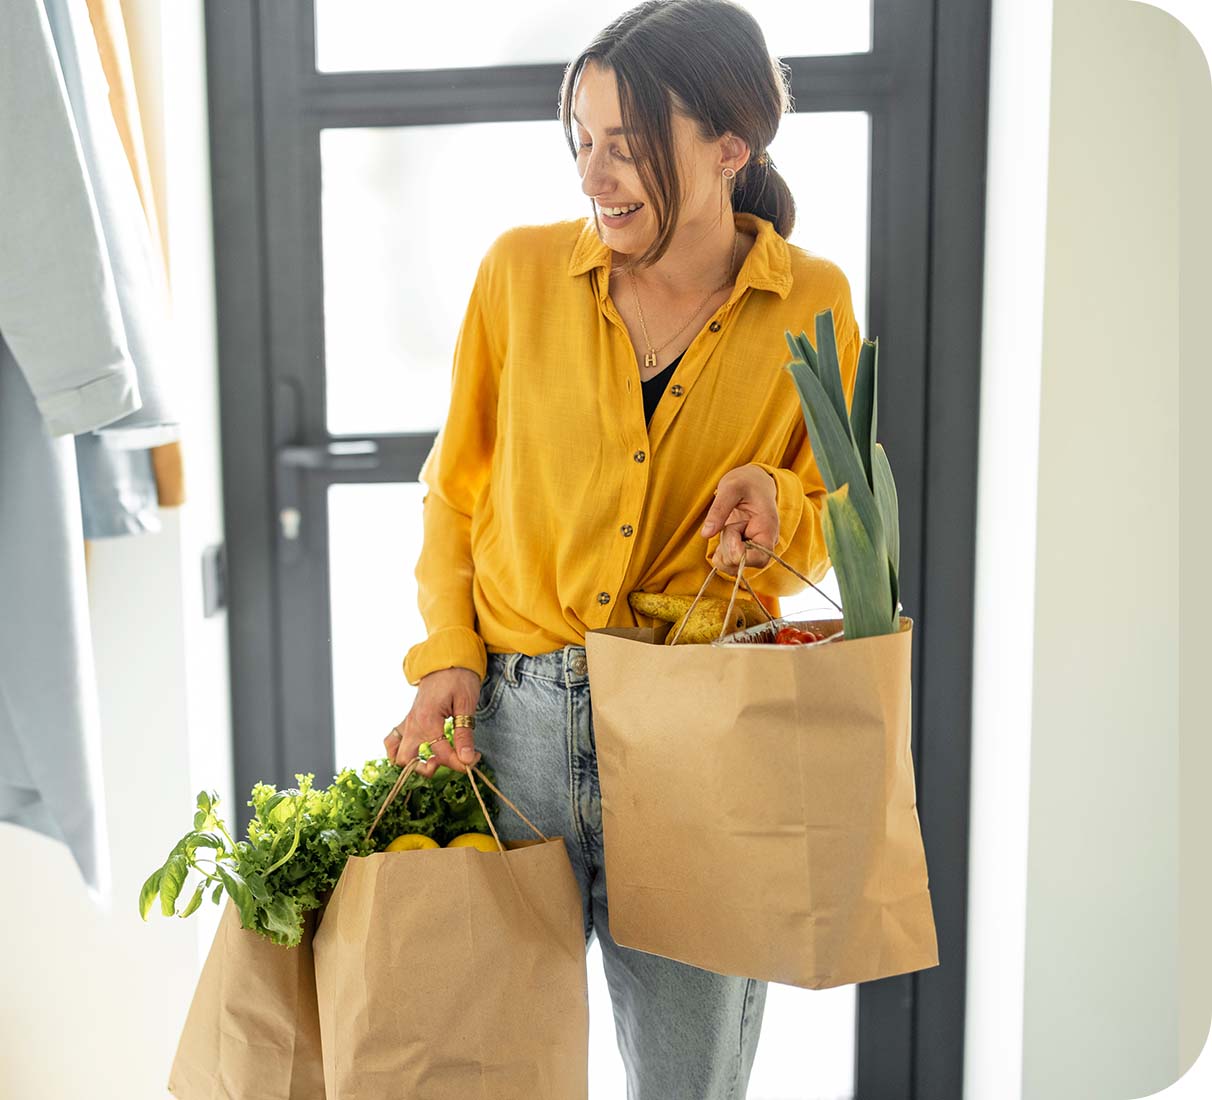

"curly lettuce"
[139, 753, 498, 947]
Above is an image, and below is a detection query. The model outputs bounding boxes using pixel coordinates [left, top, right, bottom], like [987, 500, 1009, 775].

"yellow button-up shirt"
[402, 211, 862, 684]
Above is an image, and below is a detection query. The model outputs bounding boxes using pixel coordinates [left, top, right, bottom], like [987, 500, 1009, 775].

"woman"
[386, 1, 862, 1095]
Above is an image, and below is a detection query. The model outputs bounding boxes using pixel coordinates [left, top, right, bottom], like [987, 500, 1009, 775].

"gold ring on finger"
[452, 715, 476, 729]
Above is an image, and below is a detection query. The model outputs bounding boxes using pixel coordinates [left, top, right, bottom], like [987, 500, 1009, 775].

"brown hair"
[558, 0, 796, 272]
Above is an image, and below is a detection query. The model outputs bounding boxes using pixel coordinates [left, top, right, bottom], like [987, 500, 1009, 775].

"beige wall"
[969, 1, 1209, 1097]
[1022, 0, 1207, 1096]
[1175, 2, 1212, 1082]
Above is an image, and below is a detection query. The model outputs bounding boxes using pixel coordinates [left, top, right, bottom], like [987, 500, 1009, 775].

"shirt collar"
[567, 210, 793, 300]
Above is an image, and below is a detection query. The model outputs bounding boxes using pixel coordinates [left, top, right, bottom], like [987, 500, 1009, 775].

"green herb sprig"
[139, 744, 498, 947]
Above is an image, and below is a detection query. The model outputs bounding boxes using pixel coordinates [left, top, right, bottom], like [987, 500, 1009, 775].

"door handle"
[277, 439, 380, 472]
[275, 440, 380, 544]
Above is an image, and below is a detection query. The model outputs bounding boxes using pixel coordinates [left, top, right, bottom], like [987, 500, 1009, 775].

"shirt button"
[597, 592, 612, 605]
[709, 320, 722, 332]
[633, 450, 646, 463]
[670, 384, 684, 397]
[620, 524, 634, 537]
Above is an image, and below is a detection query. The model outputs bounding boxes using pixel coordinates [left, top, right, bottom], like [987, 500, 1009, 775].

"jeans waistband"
[487, 644, 589, 687]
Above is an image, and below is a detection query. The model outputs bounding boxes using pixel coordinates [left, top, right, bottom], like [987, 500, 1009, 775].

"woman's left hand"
[700, 464, 779, 571]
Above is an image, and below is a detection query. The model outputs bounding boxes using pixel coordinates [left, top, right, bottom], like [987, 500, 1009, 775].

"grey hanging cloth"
[43, 0, 180, 538]
[0, 0, 146, 900]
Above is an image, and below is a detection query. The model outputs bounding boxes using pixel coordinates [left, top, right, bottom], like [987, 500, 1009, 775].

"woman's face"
[572, 61, 741, 256]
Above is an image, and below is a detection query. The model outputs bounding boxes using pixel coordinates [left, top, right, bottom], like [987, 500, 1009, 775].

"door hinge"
[201, 542, 227, 617]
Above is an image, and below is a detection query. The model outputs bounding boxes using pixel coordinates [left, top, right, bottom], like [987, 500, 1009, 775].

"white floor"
[586, 937, 856, 1100]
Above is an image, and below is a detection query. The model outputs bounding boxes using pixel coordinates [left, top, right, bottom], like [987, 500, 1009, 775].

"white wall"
[0, 2, 231, 1096]
[125, 0, 235, 981]
[968, 0, 1211, 1097]
[1026, 0, 1179, 1091]
[965, 0, 1055, 1095]
[1175, 2, 1212, 1080]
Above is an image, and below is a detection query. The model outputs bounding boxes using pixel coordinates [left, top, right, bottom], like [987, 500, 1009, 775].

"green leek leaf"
[794, 330, 817, 374]
[849, 339, 877, 490]
[785, 330, 806, 366]
[871, 442, 900, 577]
[785, 356, 886, 554]
[814, 310, 852, 436]
[822, 486, 896, 638]
[785, 358, 843, 491]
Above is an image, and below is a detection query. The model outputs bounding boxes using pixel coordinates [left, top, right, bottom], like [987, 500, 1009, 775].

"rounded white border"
[1128, 3, 1212, 1096]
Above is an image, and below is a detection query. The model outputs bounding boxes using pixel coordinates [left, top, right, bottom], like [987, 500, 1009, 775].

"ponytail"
[731, 154, 795, 240]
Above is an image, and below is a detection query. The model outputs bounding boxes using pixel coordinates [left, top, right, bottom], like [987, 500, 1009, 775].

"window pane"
[329, 482, 426, 771]
[321, 120, 585, 435]
[747, 981, 856, 1099]
[314, 0, 872, 73]
[321, 111, 868, 435]
[779, 565, 843, 622]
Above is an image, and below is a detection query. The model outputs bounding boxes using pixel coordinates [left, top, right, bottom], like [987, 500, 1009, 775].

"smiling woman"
[559, 1, 796, 274]
[391, 2, 865, 1096]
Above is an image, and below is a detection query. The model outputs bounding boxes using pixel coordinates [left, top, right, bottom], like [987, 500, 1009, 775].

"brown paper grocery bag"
[167, 899, 326, 1098]
[586, 612, 939, 990]
[312, 767, 589, 1100]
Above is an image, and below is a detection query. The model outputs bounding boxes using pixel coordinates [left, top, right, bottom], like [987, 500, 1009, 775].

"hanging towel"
[84, 0, 187, 511]
[0, 0, 142, 902]
[43, 0, 180, 539]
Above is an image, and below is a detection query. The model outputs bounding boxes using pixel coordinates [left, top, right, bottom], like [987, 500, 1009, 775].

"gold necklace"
[628, 230, 740, 369]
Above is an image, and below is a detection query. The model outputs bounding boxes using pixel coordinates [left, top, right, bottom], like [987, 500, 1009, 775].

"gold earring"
[720, 166, 736, 225]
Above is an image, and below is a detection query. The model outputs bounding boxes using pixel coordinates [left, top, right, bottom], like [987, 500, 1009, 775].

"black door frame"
[203, 2, 988, 1095]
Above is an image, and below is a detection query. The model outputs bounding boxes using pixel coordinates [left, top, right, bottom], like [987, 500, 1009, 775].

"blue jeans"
[473, 644, 767, 1100]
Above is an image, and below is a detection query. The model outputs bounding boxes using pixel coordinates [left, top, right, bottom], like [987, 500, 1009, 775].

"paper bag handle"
[666, 538, 843, 645]
[365, 757, 549, 849]
[364, 756, 422, 844]
[465, 767, 556, 934]
[465, 765, 549, 847]
[361, 758, 553, 931]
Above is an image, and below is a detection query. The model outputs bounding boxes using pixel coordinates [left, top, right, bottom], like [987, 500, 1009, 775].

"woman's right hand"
[384, 667, 484, 778]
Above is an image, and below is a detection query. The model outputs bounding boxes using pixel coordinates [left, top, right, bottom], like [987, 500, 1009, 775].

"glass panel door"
[315, 0, 873, 74]
[319, 113, 868, 437]
[322, 106, 870, 1099]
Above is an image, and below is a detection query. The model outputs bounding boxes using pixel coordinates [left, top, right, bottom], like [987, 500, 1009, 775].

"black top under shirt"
[641, 351, 685, 426]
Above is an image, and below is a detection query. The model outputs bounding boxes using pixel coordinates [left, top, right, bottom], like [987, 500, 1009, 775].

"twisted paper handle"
[365, 755, 554, 924]
[364, 756, 421, 844]
[665, 538, 841, 645]
[463, 766, 550, 926]
[740, 538, 843, 614]
[366, 757, 549, 848]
